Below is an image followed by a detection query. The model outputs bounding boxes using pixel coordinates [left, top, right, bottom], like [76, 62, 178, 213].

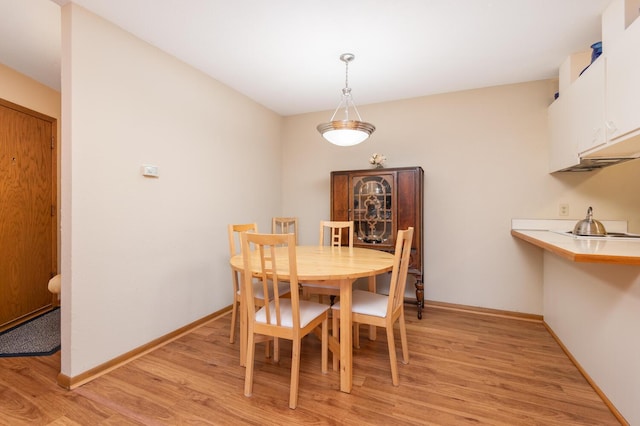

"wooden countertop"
[511, 229, 640, 265]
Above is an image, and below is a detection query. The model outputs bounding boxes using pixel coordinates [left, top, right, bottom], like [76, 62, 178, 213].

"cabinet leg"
[415, 278, 424, 319]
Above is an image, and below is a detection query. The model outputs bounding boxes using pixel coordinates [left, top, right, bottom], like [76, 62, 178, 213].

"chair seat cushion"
[256, 300, 329, 328]
[332, 289, 387, 318]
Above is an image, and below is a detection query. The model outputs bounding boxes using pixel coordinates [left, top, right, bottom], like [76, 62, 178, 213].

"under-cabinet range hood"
[555, 131, 640, 172]
[557, 156, 639, 172]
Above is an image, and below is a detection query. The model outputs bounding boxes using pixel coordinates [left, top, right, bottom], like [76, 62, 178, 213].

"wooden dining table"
[229, 245, 395, 393]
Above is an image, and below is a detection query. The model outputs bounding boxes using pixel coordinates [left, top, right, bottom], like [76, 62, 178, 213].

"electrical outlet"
[559, 203, 569, 217]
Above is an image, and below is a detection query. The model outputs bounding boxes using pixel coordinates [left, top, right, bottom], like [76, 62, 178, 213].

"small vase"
[579, 41, 603, 77]
[590, 41, 602, 63]
[374, 164, 383, 169]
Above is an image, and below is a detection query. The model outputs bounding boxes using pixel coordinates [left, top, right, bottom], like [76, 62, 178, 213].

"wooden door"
[0, 99, 57, 328]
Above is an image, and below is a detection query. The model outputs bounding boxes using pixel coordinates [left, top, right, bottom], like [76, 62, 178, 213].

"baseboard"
[57, 306, 232, 390]
[0, 305, 55, 333]
[424, 300, 544, 322]
[542, 322, 629, 426]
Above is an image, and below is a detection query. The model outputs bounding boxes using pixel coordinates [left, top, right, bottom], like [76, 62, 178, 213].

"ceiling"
[0, 0, 611, 116]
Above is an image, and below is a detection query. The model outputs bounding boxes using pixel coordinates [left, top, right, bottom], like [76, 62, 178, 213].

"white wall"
[0, 63, 60, 126]
[281, 80, 640, 315]
[60, 4, 282, 377]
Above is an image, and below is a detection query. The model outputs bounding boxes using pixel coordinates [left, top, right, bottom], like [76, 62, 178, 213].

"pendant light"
[317, 53, 375, 146]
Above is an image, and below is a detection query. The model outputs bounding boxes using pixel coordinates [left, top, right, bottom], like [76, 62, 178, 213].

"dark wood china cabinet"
[330, 166, 425, 318]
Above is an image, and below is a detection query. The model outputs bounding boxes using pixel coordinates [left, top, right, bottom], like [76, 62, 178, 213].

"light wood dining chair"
[319, 220, 353, 248]
[227, 223, 290, 346]
[272, 217, 299, 244]
[241, 232, 329, 409]
[331, 227, 414, 386]
[301, 220, 354, 302]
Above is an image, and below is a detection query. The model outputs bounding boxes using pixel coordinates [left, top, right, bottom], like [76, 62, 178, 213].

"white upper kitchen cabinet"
[549, 4, 640, 170]
[547, 58, 606, 172]
[572, 58, 606, 156]
[605, 17, 640, 144]
[548, 94, 578, 172]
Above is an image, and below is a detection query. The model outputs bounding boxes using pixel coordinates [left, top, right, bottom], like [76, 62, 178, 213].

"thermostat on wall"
[142, 164, 159, 177]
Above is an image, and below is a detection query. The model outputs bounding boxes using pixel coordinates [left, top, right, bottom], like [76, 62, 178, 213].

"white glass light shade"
[317, 120, 376, 146]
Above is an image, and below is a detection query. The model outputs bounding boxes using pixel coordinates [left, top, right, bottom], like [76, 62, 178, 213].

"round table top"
[229, 245, 395, 282]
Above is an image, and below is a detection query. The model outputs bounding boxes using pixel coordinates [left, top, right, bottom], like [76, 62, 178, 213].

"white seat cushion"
[332, 289, 387, 318]
[256, 300, 329, 328]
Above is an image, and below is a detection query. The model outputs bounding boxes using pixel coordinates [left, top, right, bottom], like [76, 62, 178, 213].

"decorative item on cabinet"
[591, 41, 603, 62]
[368, 153, 386, 169]
[330, 166, 425, 318]
[579, 41, 603, 76]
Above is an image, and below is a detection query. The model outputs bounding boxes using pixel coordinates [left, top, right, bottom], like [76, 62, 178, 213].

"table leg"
[339, 278, 352, 393]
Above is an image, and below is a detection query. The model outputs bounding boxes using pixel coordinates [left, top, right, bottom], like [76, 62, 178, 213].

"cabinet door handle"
[605, 121, 617, 135]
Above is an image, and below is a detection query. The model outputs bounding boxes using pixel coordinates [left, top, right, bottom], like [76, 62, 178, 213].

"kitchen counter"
[511, 229, 640, 265]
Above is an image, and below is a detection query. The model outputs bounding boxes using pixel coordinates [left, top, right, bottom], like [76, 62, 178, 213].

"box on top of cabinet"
[602, 0, 640, 50]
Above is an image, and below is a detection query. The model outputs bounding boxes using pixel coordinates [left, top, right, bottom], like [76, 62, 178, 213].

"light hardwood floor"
[0, 305, 622, 425]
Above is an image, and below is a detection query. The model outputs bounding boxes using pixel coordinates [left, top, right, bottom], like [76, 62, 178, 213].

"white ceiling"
[1, 0, 611, 116]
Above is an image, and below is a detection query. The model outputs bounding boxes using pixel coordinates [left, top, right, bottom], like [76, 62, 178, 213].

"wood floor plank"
[0, 305, 623, 425]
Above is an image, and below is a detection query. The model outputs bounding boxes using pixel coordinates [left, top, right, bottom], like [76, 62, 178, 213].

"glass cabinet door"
[351, 173, 395, 246]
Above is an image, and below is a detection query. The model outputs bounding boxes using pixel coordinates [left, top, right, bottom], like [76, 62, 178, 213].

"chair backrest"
[228, 223, 258, 257]
[241, 232, 300, 328]
[272, 217, 299, 244]
[319, 220, 354, 248]
[386, 227, 414, 314]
